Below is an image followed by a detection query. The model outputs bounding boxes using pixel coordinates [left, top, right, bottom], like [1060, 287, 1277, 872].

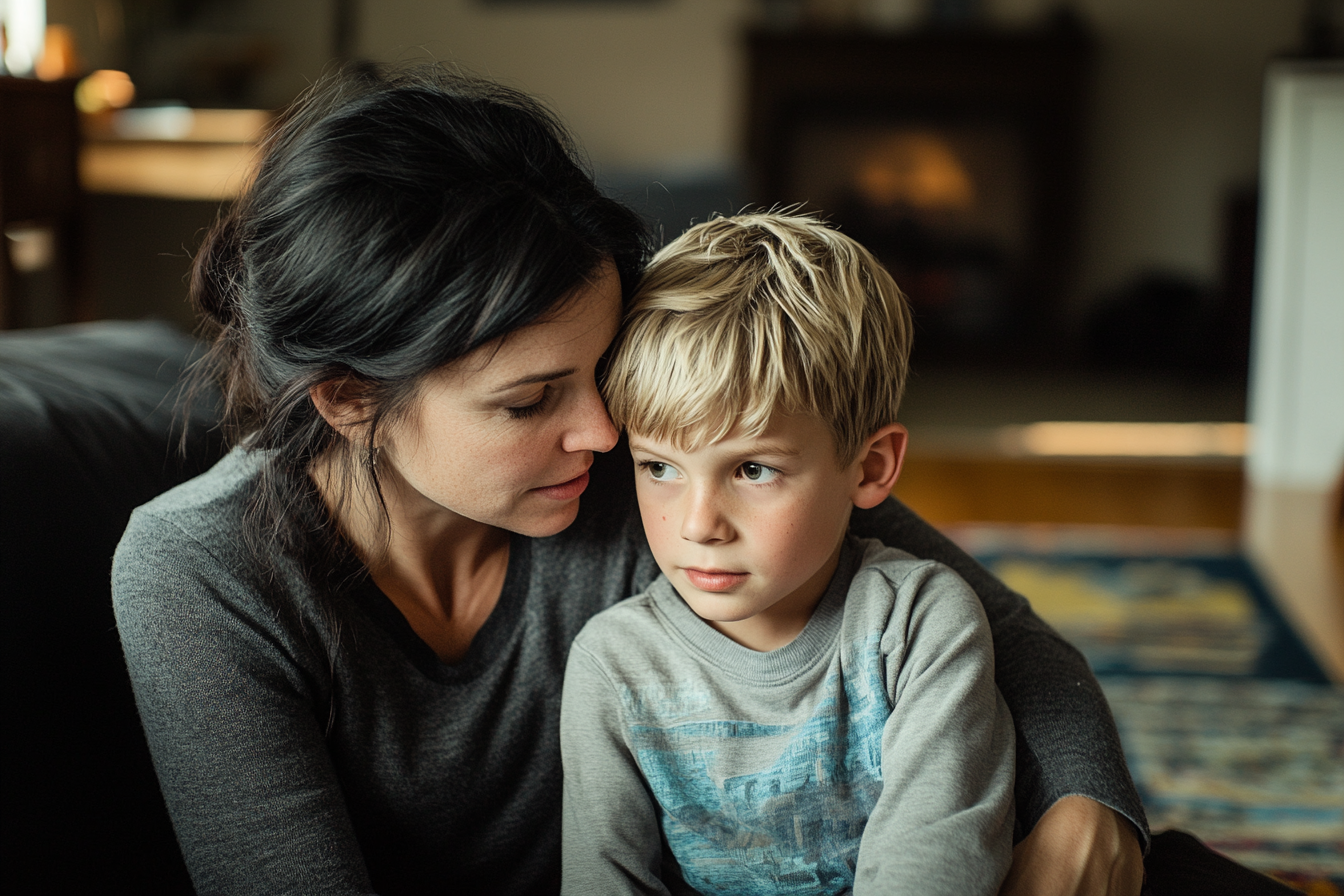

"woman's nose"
[562, 385, 619, 454]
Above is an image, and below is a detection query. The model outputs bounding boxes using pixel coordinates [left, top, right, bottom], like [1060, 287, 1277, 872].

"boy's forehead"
[629, 413, 831, 457]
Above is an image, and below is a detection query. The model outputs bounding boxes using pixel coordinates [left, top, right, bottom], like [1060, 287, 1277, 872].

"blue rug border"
[970, 550, 1329, 684]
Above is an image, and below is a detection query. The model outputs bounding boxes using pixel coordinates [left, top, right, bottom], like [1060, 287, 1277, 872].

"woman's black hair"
[190, 61, 650, 591]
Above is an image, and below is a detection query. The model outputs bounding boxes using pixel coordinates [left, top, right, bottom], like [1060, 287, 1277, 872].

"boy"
[560, 212, 1014, 895]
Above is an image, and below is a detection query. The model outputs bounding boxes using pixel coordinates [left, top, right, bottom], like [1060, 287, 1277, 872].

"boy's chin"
[677, 588, 765, 624]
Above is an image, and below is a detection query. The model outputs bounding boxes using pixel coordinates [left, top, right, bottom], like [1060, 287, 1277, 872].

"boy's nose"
[680, 486, 732, 544]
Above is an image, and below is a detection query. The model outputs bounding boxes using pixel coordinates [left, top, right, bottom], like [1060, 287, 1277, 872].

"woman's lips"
[533, 470, 590, 501]
[683, 568, 749, 592]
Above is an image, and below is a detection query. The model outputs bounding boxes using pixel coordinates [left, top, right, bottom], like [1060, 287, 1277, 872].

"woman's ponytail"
[187, 205, 266, 443]
[190, 208, 246, 331]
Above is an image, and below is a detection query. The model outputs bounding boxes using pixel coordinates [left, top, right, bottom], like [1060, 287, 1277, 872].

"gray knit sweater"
[112, 444, 1145, 896]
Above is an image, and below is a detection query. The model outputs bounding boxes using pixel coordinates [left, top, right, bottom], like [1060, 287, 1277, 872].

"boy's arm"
[854, 561, 1015, 896]
[850, 499, 1149, 868]
[560, 639, 671, 896]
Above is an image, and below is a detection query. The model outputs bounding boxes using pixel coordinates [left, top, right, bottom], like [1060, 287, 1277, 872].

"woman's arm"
[999, 797, 1144, 896]
[113, 510, 375, 896]
[851, 497, 1147, 894]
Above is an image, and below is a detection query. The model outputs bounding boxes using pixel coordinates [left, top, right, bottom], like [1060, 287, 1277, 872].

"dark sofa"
[1, 320, 227, 893]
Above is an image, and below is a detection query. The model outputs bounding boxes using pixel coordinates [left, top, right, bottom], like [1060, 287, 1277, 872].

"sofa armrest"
[1, 319, 227, 893]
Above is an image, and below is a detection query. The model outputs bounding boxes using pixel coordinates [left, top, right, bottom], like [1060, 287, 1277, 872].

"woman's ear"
[309, 377, 372, 440]
[851, 423, 908, 510]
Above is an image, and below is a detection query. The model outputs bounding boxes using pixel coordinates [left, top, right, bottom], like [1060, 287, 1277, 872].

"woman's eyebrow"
[491, 368, 576, 392]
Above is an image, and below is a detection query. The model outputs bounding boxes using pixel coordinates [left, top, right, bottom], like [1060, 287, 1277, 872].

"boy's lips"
[532, 469, 590, 501]
[683, 568, 749, 592]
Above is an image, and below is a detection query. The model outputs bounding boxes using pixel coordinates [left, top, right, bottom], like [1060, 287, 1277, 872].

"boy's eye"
[739, 463, 779, 483]
[641, 461, 681, 482]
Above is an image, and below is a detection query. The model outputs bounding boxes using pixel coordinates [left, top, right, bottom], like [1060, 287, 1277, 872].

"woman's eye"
[641, 461, 681, 482]
[740, 463, 779, 483]
[505, 387, 553, 420]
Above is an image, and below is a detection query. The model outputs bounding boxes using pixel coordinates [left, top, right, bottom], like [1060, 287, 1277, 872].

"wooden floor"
[894, 455, 1245, 530]
[887, 369, 1343, 681]
[892, 447, 1344, 682]
[892, 368, 1250, 530]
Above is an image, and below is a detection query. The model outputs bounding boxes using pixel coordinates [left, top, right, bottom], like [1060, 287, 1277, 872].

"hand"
[999, 796, 1144, 896]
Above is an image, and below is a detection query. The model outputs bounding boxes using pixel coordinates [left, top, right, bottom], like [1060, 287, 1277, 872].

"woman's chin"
[506, 499, 583, 539]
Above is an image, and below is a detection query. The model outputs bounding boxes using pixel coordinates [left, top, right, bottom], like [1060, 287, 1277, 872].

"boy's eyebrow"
[628, 437, 804, 459]
[627, 437, 661, 453]
[490, 368, 576, 392]
[741, 440, 802, 459]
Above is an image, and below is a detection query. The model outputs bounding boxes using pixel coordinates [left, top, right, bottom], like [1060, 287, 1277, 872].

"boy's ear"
[851, 423, 908, 510]
[309, 377, 373, 439]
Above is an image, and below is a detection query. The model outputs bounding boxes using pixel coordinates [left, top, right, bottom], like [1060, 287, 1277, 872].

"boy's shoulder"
[848, 536, 961, 588]
[572, 576, 677, 651]
[841, 536, 985, 627]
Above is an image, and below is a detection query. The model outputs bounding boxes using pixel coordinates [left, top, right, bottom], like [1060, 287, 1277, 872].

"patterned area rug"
[948, 524, 1344, 892]
[1101, 676, 1343, 890]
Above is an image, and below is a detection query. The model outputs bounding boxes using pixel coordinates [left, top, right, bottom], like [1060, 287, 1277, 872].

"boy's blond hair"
[604, 211, 913, 466]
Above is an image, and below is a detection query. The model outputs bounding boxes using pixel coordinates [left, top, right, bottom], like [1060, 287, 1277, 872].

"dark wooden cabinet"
[0, 76, 86, 328]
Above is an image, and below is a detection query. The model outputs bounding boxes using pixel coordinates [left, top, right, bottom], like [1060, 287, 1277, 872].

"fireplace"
[744, 21, 1094, 365]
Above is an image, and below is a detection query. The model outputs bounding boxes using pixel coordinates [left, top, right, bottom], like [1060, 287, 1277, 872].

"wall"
[48, 0, 334, 109]
[1247, 61, 1344, 492]
[356, 0, 751, 178]
[48, 0, 1314, 316]
[1061, 0, 1306, 313]
[353, 0, 1308, 312]
[1242, 60, 1344, 682]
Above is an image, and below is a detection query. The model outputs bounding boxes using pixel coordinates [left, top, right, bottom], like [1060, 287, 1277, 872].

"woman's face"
[376, 263, 623, 538]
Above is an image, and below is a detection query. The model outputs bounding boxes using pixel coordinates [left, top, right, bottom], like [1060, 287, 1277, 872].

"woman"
[113, 64, 1144, 895]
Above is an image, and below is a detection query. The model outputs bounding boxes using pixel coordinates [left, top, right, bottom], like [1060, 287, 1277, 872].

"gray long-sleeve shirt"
[112, 443, 1145, 895]
[561, 537, 1015, 896]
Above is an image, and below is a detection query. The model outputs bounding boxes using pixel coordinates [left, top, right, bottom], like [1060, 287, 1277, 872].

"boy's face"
[630, 414, 864, 651]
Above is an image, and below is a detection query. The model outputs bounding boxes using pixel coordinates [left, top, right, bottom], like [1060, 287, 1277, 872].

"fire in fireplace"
[746, 20, 1093, 364]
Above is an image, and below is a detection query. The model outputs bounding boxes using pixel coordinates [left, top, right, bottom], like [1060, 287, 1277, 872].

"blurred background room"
[2, 0, 1342, 891]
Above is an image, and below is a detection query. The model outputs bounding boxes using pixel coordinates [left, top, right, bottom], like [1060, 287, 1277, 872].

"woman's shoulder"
[112, 447, 332, 653]
[114, 447, 268, 592]
[136, 445, 261, 518]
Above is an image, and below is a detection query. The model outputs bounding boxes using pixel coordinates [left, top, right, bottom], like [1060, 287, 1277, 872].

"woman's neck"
[310, 450, 511, 663]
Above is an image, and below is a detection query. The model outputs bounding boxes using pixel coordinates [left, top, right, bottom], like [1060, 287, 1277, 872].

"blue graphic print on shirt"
[622, 634, 890, 895]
